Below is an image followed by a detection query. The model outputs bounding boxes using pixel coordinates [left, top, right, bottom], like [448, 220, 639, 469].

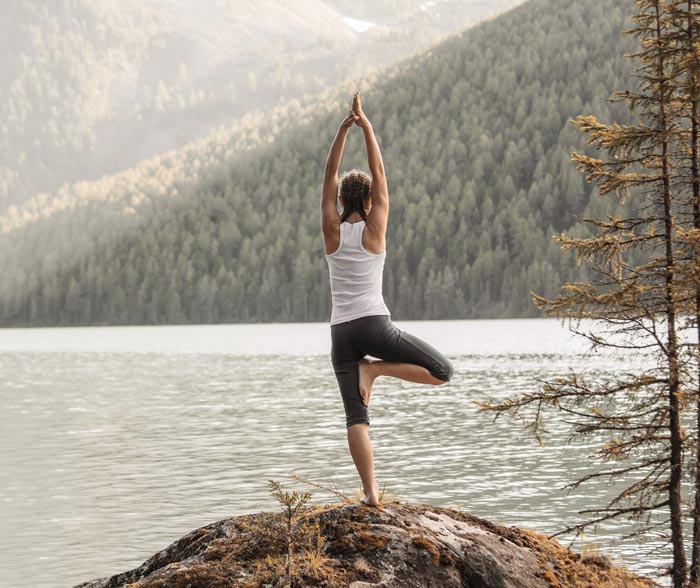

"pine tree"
[478, 1, 691, 584]
[665, 3, 700, 583]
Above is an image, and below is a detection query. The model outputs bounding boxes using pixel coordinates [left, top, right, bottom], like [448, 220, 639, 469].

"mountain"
[0, 0, 638, 326]
[0, 0, 527, 210]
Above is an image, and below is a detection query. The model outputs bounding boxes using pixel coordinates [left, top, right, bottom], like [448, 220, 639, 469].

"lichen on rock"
[74, 501, 658, 588]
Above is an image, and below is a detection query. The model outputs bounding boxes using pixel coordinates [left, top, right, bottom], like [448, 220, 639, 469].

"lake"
[0, 319, 662, 587]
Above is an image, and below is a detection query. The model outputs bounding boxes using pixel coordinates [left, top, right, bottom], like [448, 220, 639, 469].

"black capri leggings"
[330, 314, 454, 428]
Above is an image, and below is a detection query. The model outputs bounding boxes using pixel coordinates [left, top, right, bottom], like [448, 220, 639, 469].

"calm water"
[0, 319, 663, 587]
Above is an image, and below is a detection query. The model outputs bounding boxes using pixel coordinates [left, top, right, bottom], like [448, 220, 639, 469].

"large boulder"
[75, 501, 656, 588]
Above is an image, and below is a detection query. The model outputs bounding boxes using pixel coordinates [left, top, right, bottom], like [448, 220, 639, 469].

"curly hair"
[339, 169, 372, 222]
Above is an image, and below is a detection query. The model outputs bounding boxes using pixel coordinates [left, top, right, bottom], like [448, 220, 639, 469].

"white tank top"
[325, 221, 391, 325]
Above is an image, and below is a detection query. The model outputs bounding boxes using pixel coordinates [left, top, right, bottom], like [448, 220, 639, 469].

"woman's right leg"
[358, 358, 443, 406]
[356, 316, 454, 405]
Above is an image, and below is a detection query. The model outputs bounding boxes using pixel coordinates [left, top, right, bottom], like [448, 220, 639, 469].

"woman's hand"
[351, 92, 371, 129]
[339, 109, 358, 131]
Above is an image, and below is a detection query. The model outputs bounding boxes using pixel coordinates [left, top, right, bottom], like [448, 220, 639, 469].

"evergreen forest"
[0, 0, 640, 326]
[1, 0, 519, 210]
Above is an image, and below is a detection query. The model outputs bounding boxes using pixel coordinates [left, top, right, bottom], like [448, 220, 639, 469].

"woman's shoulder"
[361, 221, 385, 255]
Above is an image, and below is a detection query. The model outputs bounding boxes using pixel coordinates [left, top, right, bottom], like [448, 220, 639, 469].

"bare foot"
[358, 358, 377, 406]
[361, 482, 381, 506]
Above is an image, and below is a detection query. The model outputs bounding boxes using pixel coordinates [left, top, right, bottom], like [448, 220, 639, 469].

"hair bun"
[339, 169, 372, 222]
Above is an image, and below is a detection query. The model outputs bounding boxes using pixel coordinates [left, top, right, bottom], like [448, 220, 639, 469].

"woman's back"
[325, 220, 390, 325]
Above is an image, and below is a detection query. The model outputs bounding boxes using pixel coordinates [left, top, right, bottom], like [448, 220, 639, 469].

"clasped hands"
[340, 92, 371, 131]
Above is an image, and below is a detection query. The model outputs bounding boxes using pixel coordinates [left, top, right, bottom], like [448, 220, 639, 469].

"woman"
[321, 92, 454, 506]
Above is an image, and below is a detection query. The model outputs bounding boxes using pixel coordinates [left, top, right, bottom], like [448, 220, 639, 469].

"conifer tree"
[478, 1, 690, 584]
[665, 3, 700, 584]
[663, 2, 700, 584]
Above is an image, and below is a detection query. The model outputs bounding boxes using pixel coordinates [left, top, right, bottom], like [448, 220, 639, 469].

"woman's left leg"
[346, 423, 380, 505]
[330, 321, 381, 505]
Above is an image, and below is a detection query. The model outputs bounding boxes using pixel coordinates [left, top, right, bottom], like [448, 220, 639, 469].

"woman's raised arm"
[352, 93, 389, 239]
[321, 110, 357, 248]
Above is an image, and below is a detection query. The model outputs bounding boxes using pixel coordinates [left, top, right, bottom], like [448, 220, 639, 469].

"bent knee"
[432, 358, 454, 384]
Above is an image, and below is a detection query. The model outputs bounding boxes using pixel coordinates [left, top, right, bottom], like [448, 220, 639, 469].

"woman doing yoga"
[321, 92, 454, 507]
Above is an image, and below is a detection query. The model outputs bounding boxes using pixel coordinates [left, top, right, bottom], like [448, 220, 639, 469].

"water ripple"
[0, 321, 671, 587]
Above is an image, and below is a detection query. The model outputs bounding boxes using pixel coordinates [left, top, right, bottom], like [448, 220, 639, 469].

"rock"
[74, 501, 657, 588]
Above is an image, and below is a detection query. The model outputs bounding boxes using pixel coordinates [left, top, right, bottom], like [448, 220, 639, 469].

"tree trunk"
[689, 2, 700, 583]
[657, 1, 687, 582]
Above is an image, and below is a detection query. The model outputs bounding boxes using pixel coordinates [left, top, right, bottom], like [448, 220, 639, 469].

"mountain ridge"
[0, 0, 639, 326]
[1, 0, 526, 210]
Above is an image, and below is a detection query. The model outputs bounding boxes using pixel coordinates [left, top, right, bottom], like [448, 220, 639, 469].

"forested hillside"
[1, 0, 524, 210]
[0, 0, 638, 326]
